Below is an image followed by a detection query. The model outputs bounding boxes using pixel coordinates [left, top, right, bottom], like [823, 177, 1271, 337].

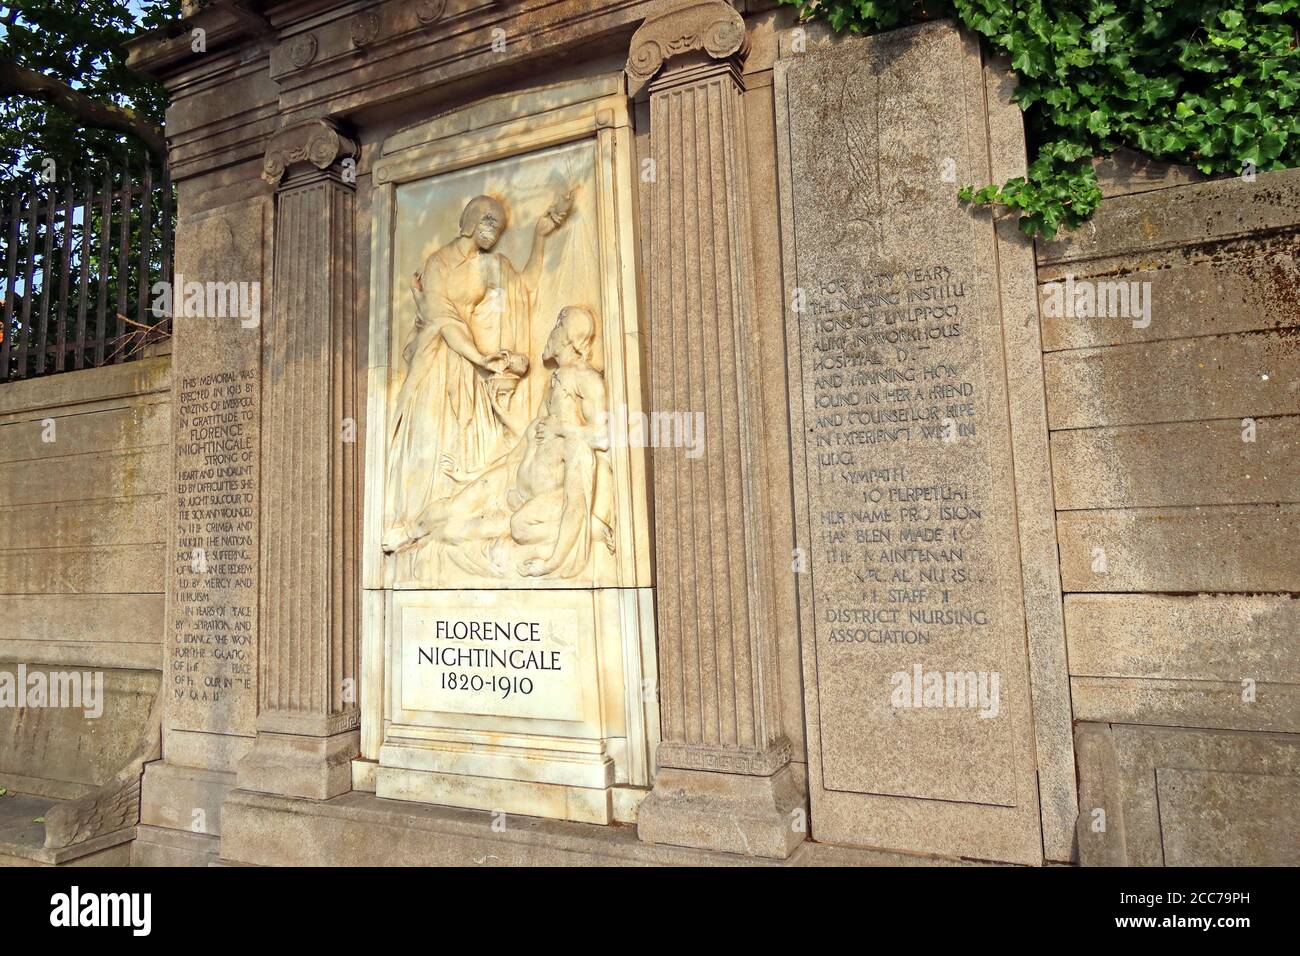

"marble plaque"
[777, 22, 1045, 861]
[395, 593, 591, 724]
[364, 77, 657, 823]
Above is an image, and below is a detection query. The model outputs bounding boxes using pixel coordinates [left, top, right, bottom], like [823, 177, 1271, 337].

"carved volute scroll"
[625, 0, 748, 95]
[261, 119, 360, 185]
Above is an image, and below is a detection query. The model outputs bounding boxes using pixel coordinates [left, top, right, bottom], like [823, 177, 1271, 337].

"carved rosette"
[261, 120, 361, 186]
[626, 0, 748, 94]
[286, 32, 318, 69]
[415, 0, 448, 25]
[350, 11, 381, 48]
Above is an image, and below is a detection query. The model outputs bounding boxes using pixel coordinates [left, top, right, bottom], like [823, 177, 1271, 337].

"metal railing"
[0, 161, 174, 383]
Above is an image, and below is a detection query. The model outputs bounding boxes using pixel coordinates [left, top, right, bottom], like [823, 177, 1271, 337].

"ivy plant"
[778, 0, 1300, 237]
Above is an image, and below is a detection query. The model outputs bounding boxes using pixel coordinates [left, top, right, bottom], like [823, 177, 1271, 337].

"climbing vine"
[778, 0, 1300, 237]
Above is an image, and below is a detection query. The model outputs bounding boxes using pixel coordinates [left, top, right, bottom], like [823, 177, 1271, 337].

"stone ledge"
[218, 789, 978, 866]
[0, 355, 171, 420]
[0, 792, 134, 867]
[133, 824, 222, 867]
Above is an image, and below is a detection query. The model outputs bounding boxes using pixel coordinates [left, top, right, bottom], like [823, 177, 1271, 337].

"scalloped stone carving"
[350, 11, 381, 48]
[286, 32, 318, 69]
[416, 0, 448, 25]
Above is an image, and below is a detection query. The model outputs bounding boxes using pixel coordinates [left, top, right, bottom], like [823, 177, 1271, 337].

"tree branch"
[0, 57, 166, 159]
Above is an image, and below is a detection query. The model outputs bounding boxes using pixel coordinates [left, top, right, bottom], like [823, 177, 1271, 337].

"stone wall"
[1037, 165, 1300, 865]
[0, 354, 168, 862]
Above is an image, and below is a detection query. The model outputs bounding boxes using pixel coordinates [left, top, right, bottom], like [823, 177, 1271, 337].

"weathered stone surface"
[140, 763, 234, 837]
[0, 545, 164, 595]
[1090, 148, 1208, 198]
[0, 665, 159, 800]
[1038, 166, 1300, 266]
[1052, 417, 1300, 510]
[627, 0, 797, 858]
[1074, 724, 1124, 866]
[1077, 723, 1300, 866]
[0, 401, 167, 464]
[776, 20, 1049, 864]
[1157, 768, 1300, 866]
[236, 128, 360, 802]
[984, 52, 1077, 864]
[0, 593, 161, 648]
[0, 792, 133, 867]
[0, 354, 169, 418]
[1072, 677, 1300, 733]
[1057, 504, 1299, 592]
[0, 353, 168, 865]
[739, 52, 813, 771]
[218, 787, 935, 867]
[1065, 593, 1299, 683]
[167, 197, 267, 741]
[131, 824, 221, 867]
[1044, 332, 1299, 430]
[1047, 164, 1300, 866]
[1038, 232, 1300, 352]
[0, 496, 165, 550]
[636, 765, 805, 859]
[0, 448, 167, 507]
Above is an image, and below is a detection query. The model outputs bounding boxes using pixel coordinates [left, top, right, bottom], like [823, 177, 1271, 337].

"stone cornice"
[626, 0, 748, 95]
[261, 118, 360, 185]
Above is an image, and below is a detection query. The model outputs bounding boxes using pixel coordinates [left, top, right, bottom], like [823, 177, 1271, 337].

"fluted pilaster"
[237, 119, 360, 800]
[631, 0, 801, 858]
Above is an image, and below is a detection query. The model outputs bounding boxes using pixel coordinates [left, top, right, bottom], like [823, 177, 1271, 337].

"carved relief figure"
[421, 305, 615, 579]
[383, 192, 571, 555]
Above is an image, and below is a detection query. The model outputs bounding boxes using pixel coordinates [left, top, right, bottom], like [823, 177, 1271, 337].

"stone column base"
[132, 824, 222, 867]
[637, 763, 806, 859]
[236, 730, 359, 801]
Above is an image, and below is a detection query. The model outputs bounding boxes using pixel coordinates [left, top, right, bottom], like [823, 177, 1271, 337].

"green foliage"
[0, 1, 180, 180]
[779, 0, 1300, 237]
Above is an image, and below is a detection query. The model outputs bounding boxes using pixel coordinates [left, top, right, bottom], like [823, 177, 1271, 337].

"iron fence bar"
[54, 182, 75, 373]
[137, 163, 153, 338]
[94, 167, 113, 367]
[35, 188, 57, 376]
[74, 175, 92, 371]
[0, 192, 19, 377]
[0, 163, 174, 382]
[113, 161, 131, 362]
[15, 196, 38, 379]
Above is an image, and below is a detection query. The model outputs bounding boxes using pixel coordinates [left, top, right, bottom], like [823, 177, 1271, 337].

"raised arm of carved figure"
[521, 191, 574, 295]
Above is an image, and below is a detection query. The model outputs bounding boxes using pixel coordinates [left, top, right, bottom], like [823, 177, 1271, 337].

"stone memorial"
[3, 0, 1290, 872]
[361, 79, 657, 825]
